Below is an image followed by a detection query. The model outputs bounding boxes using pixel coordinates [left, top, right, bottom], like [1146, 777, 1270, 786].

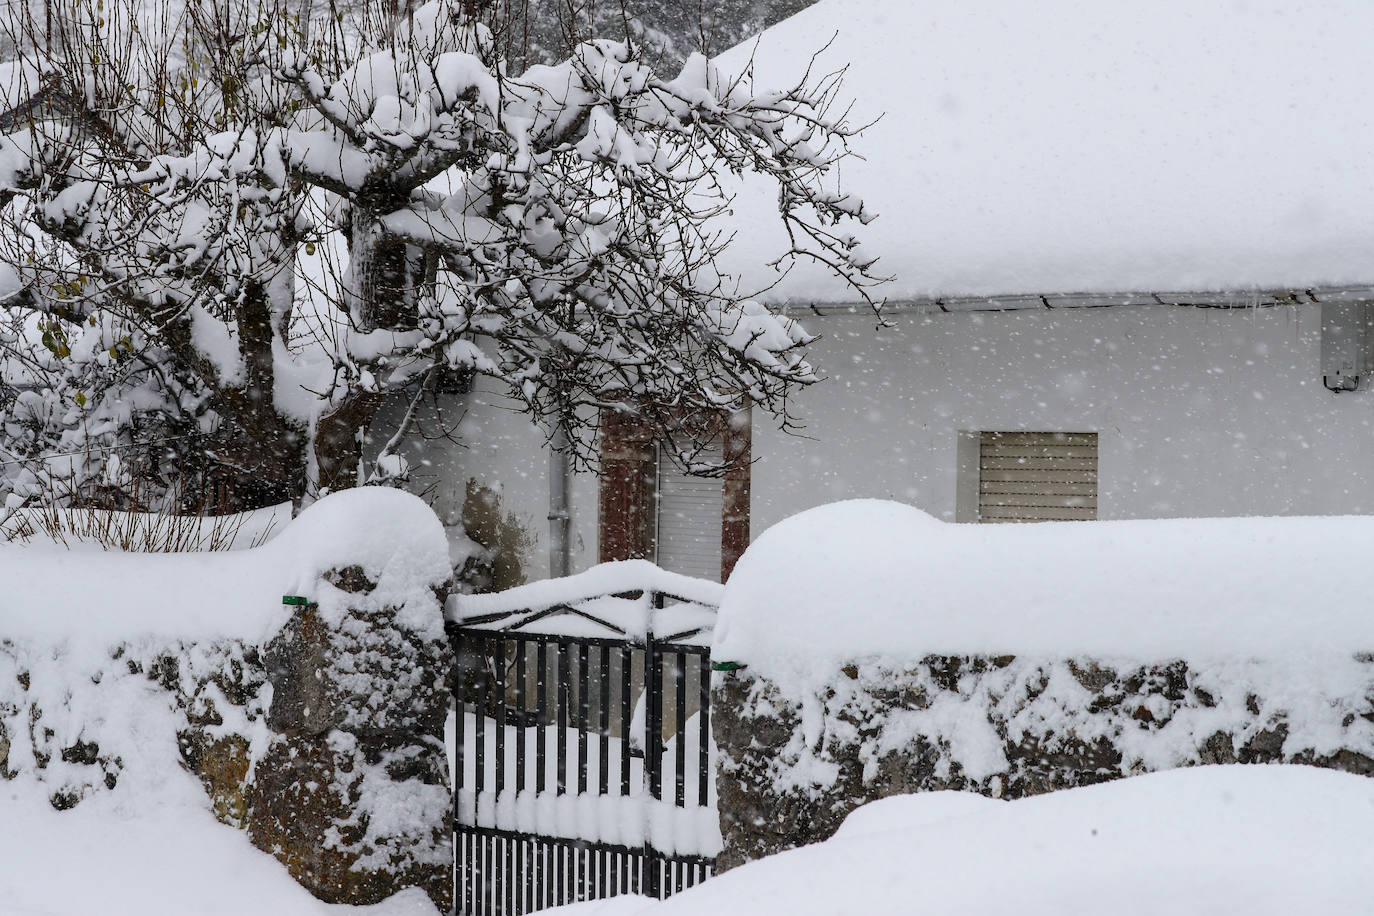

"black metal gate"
[451, 589, 718, 915]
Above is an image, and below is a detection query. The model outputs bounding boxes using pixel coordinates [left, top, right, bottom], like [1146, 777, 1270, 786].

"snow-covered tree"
[0, 0, 318, 510]
[0, 0, 878, 511]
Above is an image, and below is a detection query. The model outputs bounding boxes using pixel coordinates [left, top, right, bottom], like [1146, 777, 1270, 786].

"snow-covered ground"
[0, 788, 441, 916]
[539, 765, 1374, 915]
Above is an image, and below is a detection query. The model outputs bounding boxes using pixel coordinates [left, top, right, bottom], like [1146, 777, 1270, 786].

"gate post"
[255, 563, 453, 912]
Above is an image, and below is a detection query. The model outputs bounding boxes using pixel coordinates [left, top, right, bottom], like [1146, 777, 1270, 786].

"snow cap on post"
[272, 487, 452, 636]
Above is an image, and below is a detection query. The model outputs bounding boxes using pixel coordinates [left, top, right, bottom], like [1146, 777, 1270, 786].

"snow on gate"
[448, 562, 725, 915]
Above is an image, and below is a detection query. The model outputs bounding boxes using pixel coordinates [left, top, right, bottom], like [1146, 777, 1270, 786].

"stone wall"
[713, 654, 1374, 871]
[0, 565, 453, 911]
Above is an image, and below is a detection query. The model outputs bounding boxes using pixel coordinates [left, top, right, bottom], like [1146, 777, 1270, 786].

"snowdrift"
[0, 488, 454, 913]
[544, 765, 1374, 916]
[716, 499, 1374, 681]
[3, 486, 451, 661]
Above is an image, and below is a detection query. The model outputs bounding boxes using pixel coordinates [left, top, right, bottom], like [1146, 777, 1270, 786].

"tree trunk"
[207, 422, 308, 510]
[314, 390, 388, 495]
[314, 208, 424, 495]
[346, 207, 425, 331]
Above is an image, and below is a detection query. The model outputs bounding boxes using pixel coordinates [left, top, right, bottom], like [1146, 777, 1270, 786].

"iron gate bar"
[468, 629, 652, 649]
[504, 602, 633, 635]
[475, 634, 485, 795]
[495, 640, 505, 796]
[455, 701, 464, 914]
[656, 627, 709, 643]
[619, 644, 632, 797]
[675, 650, 686, 808]
[577, 642, 589, 796]
[598, 644, 610, 797]
[536, 641, 547, 794]
[698, 653, 710, 805]
[515, 647, 526, 794]
[644, 643, 662, 900]
[460, 602, 582, 629]
[457, 625, 711, 650]
[556, 640, 568, 795]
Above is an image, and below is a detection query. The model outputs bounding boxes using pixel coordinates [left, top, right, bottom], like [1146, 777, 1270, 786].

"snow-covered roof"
[714, 0, 1374, 303]
[715, 500, 1374, 683]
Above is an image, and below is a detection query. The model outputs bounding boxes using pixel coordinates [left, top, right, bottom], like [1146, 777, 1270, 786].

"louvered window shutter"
[978, 431, 1098, 522]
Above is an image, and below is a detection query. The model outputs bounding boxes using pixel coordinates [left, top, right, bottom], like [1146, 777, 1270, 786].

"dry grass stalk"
[0, 474, 278, 552]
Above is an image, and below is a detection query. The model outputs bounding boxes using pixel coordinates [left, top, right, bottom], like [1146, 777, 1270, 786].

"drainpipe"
[548, 418, 571, 578]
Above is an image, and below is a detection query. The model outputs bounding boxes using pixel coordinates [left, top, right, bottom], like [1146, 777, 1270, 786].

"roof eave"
[776, 285, 1374, 316]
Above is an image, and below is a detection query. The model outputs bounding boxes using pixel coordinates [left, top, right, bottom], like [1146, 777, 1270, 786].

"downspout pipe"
[548, 418, 571, 578]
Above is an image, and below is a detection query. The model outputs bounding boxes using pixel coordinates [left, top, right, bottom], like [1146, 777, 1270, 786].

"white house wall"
[377, 300, 1374, 585]
[369, 374, 599, 584]
[751, 302, 1374, 533]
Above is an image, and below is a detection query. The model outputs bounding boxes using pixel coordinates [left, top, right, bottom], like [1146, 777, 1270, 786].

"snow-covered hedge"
[0, 489, 454, 910]
[711, 501, 1374, 868]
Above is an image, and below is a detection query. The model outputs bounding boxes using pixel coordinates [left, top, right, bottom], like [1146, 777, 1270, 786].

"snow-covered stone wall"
[710, 500, 1374, 868]
[0, 489, 454, 911]
[713, 655, 1374, 870]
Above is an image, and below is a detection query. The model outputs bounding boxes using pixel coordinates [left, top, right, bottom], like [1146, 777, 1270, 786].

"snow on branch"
[0, 0, 882, 507]
[267, 0, 882, 462]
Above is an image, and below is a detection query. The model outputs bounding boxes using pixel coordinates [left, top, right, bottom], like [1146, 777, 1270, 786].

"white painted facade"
[377, 298, 1374, 586]
[369, 374, 599, 585]
[751, 301, 1374, 535]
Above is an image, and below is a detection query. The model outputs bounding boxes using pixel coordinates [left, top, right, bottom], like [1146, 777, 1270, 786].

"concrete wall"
[752, 302, 1374, 531]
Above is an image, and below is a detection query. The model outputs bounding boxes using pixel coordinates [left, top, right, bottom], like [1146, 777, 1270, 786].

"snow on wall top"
[1, 487, 451, 656]
[714, 500, 1374, 682]
[451, 559, 724, 618]
[712, 0, 1374, 302]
